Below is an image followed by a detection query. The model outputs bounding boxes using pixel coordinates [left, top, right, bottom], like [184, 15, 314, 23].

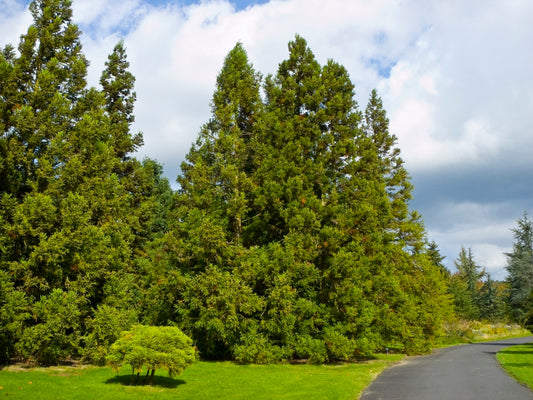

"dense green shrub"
[294, 336, 328, 364]
[233, 328, 291, 364]
[82, 305, 137, 365]
[16, 289, 81, 365]
[0, 271, 31, 364]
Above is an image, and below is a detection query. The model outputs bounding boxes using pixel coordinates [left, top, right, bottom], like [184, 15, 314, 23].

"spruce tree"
[427, 240, 450, 277]
[505, 213, 533, 325]
[478, 274, 502, 321]
[450, 246, 484, 320]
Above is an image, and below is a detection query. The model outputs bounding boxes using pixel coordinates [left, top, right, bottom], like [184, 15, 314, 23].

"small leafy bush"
[106, 325, 195, 385]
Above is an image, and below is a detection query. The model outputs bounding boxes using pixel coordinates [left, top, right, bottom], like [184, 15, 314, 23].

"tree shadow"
[504, 363, 533, 368]
[500, 350, 533, 355]
[105, 374, 186, 389]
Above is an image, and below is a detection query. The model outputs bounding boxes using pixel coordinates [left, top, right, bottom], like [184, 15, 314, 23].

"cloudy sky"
[2, 0, 532, 279]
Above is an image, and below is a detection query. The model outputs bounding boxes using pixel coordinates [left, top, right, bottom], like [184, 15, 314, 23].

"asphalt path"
[360, 336, 533, 400]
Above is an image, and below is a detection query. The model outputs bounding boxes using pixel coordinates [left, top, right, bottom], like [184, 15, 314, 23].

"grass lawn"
[497, 342, 533, 391]
[0, 354, 403, 400]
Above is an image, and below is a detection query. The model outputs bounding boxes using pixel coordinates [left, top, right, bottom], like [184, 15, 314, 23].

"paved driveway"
[361, 336, 533, 400]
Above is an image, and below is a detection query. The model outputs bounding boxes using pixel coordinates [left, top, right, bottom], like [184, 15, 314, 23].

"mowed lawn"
[0, 355, 403, 400]
[497, 342, 533, 391]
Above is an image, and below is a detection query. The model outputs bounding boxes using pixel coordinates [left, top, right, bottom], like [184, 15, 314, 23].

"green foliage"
[448, 247, 507, 323]
[0, 270, 31, 364]
[505, 213, 533, 326]
[16, 289, 81, 365]
[233, 328, 291, 364]
[176, 266, 264, 359]
[0, 0, 171, 365]
[2, 0, 454, 366]
[83, 304, 137, 365]
[168, 35, 454, 362]
[450, 247, 484, 320]
[449, 274, 479, 320]
[106, 325, 195, 385]
[294, 335, 328, 364]
[478, 274, 505, 321]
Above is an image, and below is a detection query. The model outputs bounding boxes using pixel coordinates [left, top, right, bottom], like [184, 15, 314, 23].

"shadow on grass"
[501, 350, 533, 355]
[499, 344, 533, 355]
[105, 374, 186, 389]
[504, 363, 533, 368]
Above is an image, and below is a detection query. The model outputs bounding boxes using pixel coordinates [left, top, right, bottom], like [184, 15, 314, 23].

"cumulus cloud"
[2, 0, 533, 279]
[0, 0, 31, 46]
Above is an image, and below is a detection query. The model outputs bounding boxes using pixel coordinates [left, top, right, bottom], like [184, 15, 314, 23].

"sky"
[1, 0, 532, 279]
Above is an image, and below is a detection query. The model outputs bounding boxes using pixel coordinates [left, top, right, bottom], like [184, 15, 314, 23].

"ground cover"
[497, 342, 533, 391]
[0, 354, 403, 400]
[440, 321, 530, 346]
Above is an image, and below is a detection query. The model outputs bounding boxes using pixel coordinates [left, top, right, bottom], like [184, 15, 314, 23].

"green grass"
[0, 355, 403, 400]
[497, 342, 533, 390]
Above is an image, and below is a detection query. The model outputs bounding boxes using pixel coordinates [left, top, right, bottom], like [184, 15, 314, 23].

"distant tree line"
[441, 213, 533, 328]
[0, 0, 530, 366]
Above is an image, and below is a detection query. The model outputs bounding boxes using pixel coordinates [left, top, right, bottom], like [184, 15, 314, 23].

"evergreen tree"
[100, 40, 143, 161]
[171, 36, 453, 360]
[478, 274, 503, 321]
[450, 246, 484, 320]
[360, 89, 451, 353]
[160, 43, 264, 358]
[427, 241, 450, 277]
[0, 0, 170, 364]
[178, 42, 262, 249]
[11, 0, 88, 196]
[505, 213, 533, 325]
[256, 36, 373, 358]
[0, 45, 21, 196]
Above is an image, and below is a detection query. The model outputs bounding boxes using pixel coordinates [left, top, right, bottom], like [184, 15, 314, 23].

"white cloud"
[425, 200, 518, 280]
[379, 0, 533, 175]
[0, 0, 31, 48]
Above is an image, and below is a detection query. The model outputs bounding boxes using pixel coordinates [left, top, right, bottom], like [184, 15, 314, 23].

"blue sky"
[1, 0, 532, 279]
[148, 0, 269, 10]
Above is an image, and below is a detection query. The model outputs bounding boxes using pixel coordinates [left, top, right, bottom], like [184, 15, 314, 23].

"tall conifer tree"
[100, 40, 143, 161]
[172, 36, 453, 360]
[0, 0, 170, 364]
[506, 213, 533, 325]
[164, 43, 265, 358]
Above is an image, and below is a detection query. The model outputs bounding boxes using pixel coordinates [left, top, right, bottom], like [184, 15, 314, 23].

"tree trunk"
[149, 368, 156, 386]
[143, 369, 150, 385]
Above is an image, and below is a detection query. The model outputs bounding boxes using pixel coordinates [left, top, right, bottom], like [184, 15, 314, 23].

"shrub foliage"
[107, 325, 195, 385]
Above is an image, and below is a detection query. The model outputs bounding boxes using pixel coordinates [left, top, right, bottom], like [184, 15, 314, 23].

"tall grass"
[441, 320, 530, 345]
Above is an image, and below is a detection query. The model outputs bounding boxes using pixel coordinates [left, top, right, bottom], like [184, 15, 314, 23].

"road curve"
[360, 336, 533, 400]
